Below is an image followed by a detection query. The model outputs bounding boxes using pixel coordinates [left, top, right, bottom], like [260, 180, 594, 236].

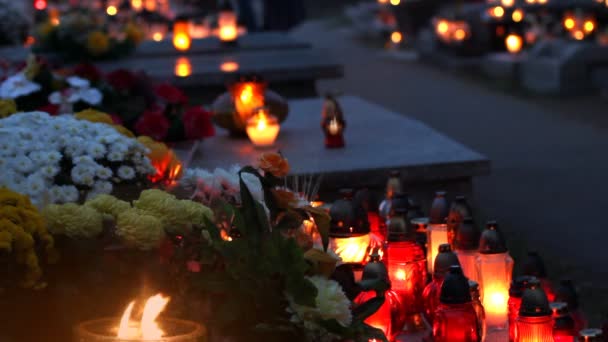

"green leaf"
[353, 296, 385, 322]
[304, 206, 331, 251]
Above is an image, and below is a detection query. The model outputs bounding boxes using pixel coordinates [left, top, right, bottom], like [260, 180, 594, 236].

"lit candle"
[476, 221, 513, 332]
[218, 1, 239, 42]
[231, 80, 266, 124]
[246, 108, 280, 147]
[505, 34, 523, 54]
[173, 21, 191, 51]
[328, 117, 341, 135]
[131, 0, 143, 11]
[427, 191, 450, 274]
[148, 22, 168, 42]
[144, 0, 156, 11]
[49, 8, 60, 26]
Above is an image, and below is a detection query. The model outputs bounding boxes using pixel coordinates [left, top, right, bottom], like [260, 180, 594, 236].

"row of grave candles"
[324, 176, 600, 341]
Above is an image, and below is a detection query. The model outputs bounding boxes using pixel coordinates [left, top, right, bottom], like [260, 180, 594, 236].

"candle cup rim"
[75, 317, 204, 341]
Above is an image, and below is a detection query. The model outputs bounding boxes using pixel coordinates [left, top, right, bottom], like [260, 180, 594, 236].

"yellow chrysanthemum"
[125, 22, 144, 45]
[0, 99, 17, 118]
[75, 108, 114, 125]
[113, 124, 135, 137]
[85, 194, 131, 219]
[43, 203, 103, 239]
[86, 30, 110, 56]
[116, 208, 164, 250]
[0, 187, 31, 207]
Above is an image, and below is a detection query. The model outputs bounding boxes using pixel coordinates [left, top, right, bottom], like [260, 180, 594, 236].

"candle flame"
[117, 294, 170, 340]
[256, 111, 268, 130]
[332, 234, 372, 264]
[395, 269, 407, 281]
[152, 32, 164, 41]
[328, 117, 340, 135]
[173, 34, 191, 51]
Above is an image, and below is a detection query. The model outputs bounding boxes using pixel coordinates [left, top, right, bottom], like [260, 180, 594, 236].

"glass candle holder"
[427, 223, 449, 274]
[245, 107, 280, 147]
[354, 290, 392, 338]
[75, 318, 204, 342]
[230, 80, 266, 126]
[218, 7, 238, 42]
[515, 279, 553, 342]
[173, 21, 191, 51]
[509, 276, 536, 342]
[453, 218, 480, 283]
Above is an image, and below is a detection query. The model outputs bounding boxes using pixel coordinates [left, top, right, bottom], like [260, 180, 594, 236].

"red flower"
[135, 108, 170, 141]
[38, 103, 60, 116]
[182, 106, 215, 140]
[106, 69, 138, 92]
[155, 83, 188, 105]
[73, 63, 102, 83]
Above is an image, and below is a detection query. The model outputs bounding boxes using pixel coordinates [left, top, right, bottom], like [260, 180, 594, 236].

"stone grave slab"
[481, 52, 526, 82]
[95, 48, 343, 90]
[521, 39, 608, 94]
[176, 96, 490, 191]
[135, 32, 310, 58]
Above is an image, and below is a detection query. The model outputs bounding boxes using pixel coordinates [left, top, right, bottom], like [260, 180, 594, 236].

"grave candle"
[246, 107, 280, 147]
[427, 191, 449, 274]
[231, 79, 266, 125]
[506, 34, 523, 54]
[218, 1, 238, 43]
[173, 20, 191, 51]
[515, 279, 554, 342]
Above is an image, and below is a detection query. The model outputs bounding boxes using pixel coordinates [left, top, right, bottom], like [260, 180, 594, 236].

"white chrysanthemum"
[288, 276, 352, 328]
[107, 150, 125, 162]
[61, 185, 80, 203]
[49, 186, 65, 203]
[93, 180, 113, 194]
[117, 166, 135, 180]
[96, 167, 113, 180]
[0, 73, 41, 99]
[40, 164, 60, 178]
[75, 88, 103, 105]
[66, 76, 90, 88]
[45, 151, 62, 164]
[11, 155, 35, 173]
[86, 142, 107, 159]
[25, 174, 46, 197]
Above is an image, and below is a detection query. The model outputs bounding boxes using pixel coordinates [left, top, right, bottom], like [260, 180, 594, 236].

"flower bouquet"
[0, 111, 154, 206]
[33, 8, 143, 61]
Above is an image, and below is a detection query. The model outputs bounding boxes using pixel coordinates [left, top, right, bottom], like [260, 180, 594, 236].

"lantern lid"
[579, 329, 604, 341]
[434, 244, 461, 278]
[550, 302, 569, 316]
[522, 251, 547, 278]
[478, 221, 508, 254]
[509, 275, 536, 297]
[555, 279, 579, 310]
[454, 217, 480, 251]
[387, 210, 415, 242]
[361, 256, 389, 284]
[519, 278, 551, 317]
[429, 191, 449, 224]
[440, 266, 472, 304]
[411, 217, 429, 228]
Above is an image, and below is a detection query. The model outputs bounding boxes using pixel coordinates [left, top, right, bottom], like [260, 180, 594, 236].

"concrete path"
[290, 20, 608, 322]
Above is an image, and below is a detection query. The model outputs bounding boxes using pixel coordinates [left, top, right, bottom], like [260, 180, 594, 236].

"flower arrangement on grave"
[33, 8, 143, 61]
[0, 111, 154, 206]
[0, 0, 30, 46]
[177, 152, 389, 341]
[0, 187, 58, 289]
[0, 57, 215, 142]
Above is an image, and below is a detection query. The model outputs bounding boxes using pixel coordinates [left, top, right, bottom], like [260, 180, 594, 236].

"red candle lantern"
[173, 19, 191, 51]
[454, 217, 480, 283]
[433, 266, 480, 342]
[321, 95, 346, 149]
[476, 221, 513, 332]
[551, 302, 577, 342]
[385, 207, 428, 333]
[555, 279, 587, 333]
[354, 254, 394, 339]
[427, 191, 450, 274]
[509, 276, 537, 342]
[522, 252, 556, 302]
[447, 195, 473, 248]
[469, 280, 487, 341]
[423, 243, 461, 323]
[515, 278, 554, 342]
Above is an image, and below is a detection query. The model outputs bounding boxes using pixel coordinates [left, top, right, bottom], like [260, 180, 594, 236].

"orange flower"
[272, 188, 299, 209]
[258, 152, 289, 178]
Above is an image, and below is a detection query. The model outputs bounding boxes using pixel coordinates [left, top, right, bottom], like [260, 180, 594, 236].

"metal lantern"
[423, 244, 461, 323]
[454, 217, 480, 283]
[476, 221, 513, 332]
[427, 191, 450, 274]
[515, 279, 554, 342]
[433, 266, 480, 342]
[385, 207, 428, 333]
[329, 189, 374, 269]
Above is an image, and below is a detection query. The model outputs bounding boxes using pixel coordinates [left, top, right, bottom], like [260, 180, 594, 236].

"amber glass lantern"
[423, 244, 461, 323]
[245, 107, 280, 147]
[427, 191, 450, 274]
[453, 218, 480, 283]
[433, 266, 480, 342]
[329, 190, 374, 270]
[476, 221, 513, 332]
[385, 207, 428, 333]
[509, 276, 536, 342]
[551, 302, 577, 342]
[173, 19, 191, 51]
[515, 279, 554, 342]
[218, 0, 238, 43]
[230, 78, 266, 128]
